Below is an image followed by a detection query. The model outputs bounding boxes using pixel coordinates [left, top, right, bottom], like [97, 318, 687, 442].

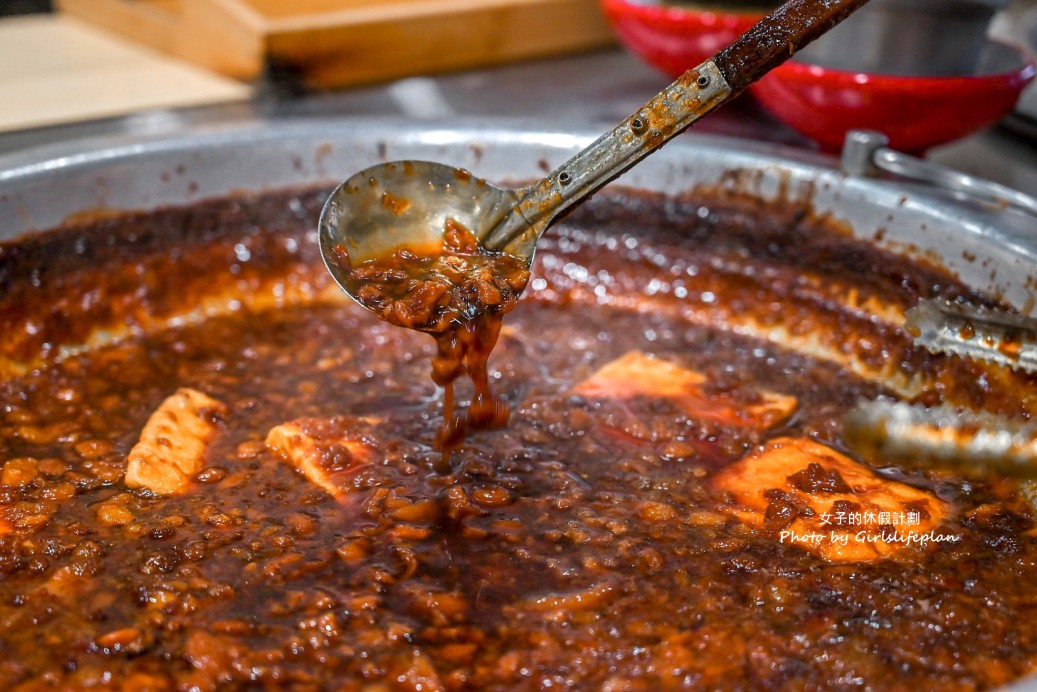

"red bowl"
[599, 0, 767, 77]
[751, 41, 1037, 153]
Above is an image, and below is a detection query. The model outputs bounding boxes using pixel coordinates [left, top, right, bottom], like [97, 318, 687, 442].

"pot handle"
[840, 130, 1037, 219]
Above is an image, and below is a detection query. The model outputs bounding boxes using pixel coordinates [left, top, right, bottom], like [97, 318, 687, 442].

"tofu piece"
[124, 388, 227, 496]
[573, 351, 796, 429]
[714, 437, 951, 562]
[265, 417, 379, 497]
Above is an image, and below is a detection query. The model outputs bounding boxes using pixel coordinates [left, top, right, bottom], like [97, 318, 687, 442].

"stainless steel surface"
[845, 399, 1037, 476]
[905, 297, 1037, 373]
[842, 129, 1037, 217]
[800, 0, 1010, 76]
[845, 296, 1037, 485]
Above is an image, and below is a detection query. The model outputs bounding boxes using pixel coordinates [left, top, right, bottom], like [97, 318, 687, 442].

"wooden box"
[56, 0, 617, 88]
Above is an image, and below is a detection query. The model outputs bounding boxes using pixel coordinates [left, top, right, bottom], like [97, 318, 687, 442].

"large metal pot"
[2, 118, 1036, 689]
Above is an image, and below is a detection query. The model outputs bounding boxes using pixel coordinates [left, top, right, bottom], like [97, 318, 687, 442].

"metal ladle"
[319, 0, 870, 312]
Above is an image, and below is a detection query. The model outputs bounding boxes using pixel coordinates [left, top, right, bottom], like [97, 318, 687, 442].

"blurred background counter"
[0, 0, 1035, 196]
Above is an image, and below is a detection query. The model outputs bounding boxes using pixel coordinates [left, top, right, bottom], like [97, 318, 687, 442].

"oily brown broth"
[1, 187, 1037, 689]
[329, 219, 530, 467]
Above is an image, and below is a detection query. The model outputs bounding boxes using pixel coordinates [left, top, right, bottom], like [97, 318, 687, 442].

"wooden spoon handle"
[715, 0, 872, 92]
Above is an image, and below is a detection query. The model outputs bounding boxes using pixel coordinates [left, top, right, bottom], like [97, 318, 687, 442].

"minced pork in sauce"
[327, 218, 530, 466]
[1, 187, 1037, 690]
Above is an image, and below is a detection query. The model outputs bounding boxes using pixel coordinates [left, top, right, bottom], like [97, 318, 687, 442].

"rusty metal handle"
[484, 60, 731, 255]
[485, 0, 872, 256]
[715, 0, 872, 92]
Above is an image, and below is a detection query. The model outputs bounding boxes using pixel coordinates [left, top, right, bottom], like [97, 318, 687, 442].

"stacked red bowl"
[600, 0, 1036, 152]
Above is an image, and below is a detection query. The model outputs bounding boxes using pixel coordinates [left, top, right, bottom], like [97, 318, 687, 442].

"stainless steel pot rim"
[2, 115, 1036, 317]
